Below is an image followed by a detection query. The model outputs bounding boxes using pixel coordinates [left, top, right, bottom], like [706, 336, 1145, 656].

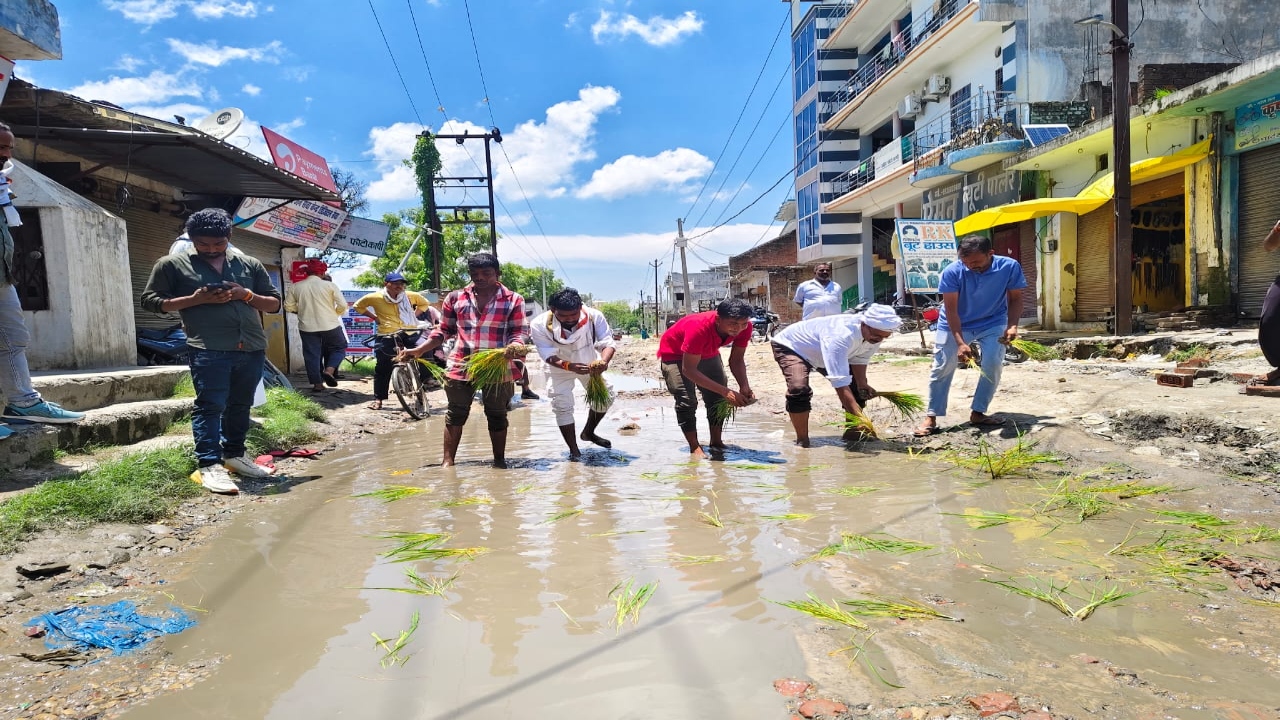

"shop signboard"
[341, 289, 375, 357]
[922, 166, 1022, 222]
[328, 216, 391, 257]
[1235, 92, 1280, 152]
[895, 219, 957, 293]
[233, 197, 347, 250]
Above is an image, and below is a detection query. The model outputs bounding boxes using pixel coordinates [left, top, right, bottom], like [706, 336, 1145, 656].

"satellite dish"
[194, 107, 245, 140]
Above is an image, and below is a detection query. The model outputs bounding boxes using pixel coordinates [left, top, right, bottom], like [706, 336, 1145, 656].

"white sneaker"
[199, 464, 240, 494]
[225, 455, 275, 477]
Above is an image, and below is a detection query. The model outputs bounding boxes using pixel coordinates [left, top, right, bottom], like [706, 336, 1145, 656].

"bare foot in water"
[580, 431, 612, 448]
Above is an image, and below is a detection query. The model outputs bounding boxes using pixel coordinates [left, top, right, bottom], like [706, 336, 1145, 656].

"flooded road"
[119, 376, 1280, 719]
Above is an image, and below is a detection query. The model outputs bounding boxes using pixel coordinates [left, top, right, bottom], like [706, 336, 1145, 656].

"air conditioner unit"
[924, 74, 951, 98]
[900, 93, 923, 118]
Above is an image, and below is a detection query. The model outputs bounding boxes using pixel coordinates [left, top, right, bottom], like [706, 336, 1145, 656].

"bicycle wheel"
[390, 363, 429, 420]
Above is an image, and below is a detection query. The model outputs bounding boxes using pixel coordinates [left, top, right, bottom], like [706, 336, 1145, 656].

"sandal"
[367, 401, 383, 410]
[913, 424, 940, 437]
[970, 414, 1007, 427]
[1247, 374, 1280, 387]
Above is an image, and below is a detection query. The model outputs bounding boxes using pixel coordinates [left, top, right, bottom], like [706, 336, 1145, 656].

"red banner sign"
[261, 126, 339, 195]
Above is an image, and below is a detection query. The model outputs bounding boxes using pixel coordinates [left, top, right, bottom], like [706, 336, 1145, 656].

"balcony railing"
[825, 0, 863, 29]
[824, 0, 969, 118]
[912, 90, 1026, 171]
[828, 91, 1025, 200]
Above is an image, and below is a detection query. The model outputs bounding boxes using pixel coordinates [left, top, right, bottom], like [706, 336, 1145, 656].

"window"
[949, 84, 972, 139]
[795, 101, 818, 176]
[797, 182, 821, 249]
[793, 19, 817, 99]
[9, 209, 49, 311]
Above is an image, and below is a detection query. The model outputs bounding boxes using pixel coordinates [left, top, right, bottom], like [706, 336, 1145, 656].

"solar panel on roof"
[1023, 124, 1072, 147]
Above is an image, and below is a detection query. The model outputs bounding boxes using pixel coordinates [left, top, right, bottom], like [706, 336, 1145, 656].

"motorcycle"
[136, 324, 294, 388]
[851, 298, 942, 333]
[750, 307, 780, 342]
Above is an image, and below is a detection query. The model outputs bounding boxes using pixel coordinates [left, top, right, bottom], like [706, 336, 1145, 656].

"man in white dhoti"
[530, 288, 617, 459]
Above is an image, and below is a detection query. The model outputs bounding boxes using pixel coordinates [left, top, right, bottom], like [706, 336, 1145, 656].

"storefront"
[1233, 91, 1280, 317]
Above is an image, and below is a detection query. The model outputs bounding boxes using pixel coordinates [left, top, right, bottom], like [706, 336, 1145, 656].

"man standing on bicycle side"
[914, 234, 1025, 437]
[140, 208, 282, 494]
[354, 272, 431, 410]
[530, 288, 616, 460]
[401, 252, 529, 468]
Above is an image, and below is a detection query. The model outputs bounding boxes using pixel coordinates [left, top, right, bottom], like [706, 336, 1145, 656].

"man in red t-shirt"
[657, 298, 756, 457]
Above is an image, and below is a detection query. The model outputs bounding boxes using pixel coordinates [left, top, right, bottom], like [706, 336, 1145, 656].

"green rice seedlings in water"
[875, 391, 926, 418]
[354, 485, 430, 503]
[775, 594, 868, 630]
[841, 595, 963, 622]
[585, 374, 612, 412]
[462, 348, 513, 388]
[371, 611, 420, 668]
[609, 579, 658, 631]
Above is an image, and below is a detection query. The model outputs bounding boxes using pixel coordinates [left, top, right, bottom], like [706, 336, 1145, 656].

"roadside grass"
[171, 374, 196, 398]
[1165, 344, 1210, 362]
[0, 444, 201, 554]
[343, 358, 378, 378]
[247, 387, 326, 455]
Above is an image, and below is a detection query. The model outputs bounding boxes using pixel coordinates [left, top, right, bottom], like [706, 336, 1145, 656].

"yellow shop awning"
[954, 139, 1210, 235]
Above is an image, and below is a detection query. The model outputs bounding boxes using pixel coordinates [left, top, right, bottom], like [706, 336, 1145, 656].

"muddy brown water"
[118, 377, 1280, 719]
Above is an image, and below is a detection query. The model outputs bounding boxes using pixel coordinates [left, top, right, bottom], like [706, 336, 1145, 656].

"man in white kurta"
[530, 288, 617, 459]
[769, 303, 901, 446]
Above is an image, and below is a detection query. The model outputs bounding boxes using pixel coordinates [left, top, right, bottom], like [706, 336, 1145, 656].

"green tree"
[353, 209, 489, 292]
[594, 300, 639, 332]
[311, 167, 370, 270]
[499, 262, 565, 306]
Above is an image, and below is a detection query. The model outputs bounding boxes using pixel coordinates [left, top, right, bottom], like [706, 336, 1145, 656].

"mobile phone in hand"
[202, 282, 229, 292]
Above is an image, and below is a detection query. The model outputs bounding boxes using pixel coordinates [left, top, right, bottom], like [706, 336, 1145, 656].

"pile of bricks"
[1155, 358, 1215, 389]
[1139, 306, 1234, 332]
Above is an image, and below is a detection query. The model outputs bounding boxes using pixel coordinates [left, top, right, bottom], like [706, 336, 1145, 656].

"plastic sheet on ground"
[26, 600, 196, 654]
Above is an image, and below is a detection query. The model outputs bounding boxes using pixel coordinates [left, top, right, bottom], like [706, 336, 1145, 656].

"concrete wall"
[281, 246, 305, 375]
[12, 160, 134, 369]
[0, 0, 61, 61]
[1026, 0, 1274, 103]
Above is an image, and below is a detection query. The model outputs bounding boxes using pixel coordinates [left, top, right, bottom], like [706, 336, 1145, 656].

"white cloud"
[576, 148, 712, 200]
[115, 54, 146, 72]
[591, 10, 703, 46]
[103, 0, 182, 25]
[495, 85, 620, 198]
[241, 83, 262, 96]
[282, 66, 311, 82]
[167, 39, 283, 66]
[103, 0, 260, 25]
[130, 102, 211, 124]
[365, 121, 429, 203]
[189, 0, 259, 19]
[67, 70, 201, 105]
[275, 117, 305, 133]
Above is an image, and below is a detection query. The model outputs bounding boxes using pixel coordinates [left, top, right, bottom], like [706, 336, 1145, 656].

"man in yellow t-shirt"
[354, 272, 430, 410]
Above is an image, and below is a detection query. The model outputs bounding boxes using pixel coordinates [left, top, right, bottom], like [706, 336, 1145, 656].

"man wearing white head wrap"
[770, 303, 899, 447]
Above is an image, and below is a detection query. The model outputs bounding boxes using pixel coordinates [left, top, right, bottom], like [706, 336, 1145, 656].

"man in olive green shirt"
[140, 208, 282, 494]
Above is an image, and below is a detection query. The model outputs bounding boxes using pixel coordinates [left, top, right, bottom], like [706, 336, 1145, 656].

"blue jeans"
[0, 283, 39, 408]
[300, 326, 348, 385]
[926, 323, 1005, 418]
[189, 348, 265, 466]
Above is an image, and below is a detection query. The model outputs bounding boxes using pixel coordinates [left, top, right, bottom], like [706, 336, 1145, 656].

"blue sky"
[22, 0, 796, 301]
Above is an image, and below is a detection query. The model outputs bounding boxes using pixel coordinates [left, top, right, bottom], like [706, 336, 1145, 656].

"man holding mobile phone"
[141, 208, 282, 494]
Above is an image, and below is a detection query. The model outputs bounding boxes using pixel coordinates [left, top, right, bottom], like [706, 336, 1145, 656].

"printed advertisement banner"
[341, 290, 375, 357]
[895, 219, 957, 293]
[1235, 93, 1280, 152]
[328, 216, 391, 257]
[261, 126, 339, 195]
[234, 197, 348, 250]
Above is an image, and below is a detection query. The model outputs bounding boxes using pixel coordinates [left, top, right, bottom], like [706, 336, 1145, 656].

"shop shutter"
[1075, 204, 1113, 322]
[1237, 144, 1280, 317]
[1018, 221, 1038, 320]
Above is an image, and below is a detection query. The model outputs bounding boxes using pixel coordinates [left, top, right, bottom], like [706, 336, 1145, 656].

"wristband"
[243, 290, 255, 303]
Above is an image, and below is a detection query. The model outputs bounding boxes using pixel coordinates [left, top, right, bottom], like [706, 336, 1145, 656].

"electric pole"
[1110, 0, 1133, 335]
[676, 219, 692, 315]
[425, 128, 504, 259]
[639, 289, 646, 334]
[650, 258, 662, 330]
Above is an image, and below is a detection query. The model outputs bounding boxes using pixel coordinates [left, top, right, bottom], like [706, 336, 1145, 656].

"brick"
[1244, 385, 1280, 397]
[1231, 372, 1257, 384]
[1176, 358, 1209, 369]
[1156, 373, 1195, 388]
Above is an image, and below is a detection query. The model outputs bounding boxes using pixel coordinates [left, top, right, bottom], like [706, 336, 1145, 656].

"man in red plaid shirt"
[402, 252, 530, 468]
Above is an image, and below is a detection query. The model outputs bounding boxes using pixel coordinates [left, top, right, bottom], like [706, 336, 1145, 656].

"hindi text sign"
[895, 219, 957, 293]
[233, 197, 348, 250]
[328, 216, 391, 257]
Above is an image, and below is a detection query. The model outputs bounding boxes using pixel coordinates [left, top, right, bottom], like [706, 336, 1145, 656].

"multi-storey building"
[786, 0, 1273, 320]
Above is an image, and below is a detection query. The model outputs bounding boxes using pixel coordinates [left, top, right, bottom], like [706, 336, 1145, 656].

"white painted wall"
[11, 160, 134, 370]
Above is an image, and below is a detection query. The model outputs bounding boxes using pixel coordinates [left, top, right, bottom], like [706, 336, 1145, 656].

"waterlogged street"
[99, 360, 1280, 720]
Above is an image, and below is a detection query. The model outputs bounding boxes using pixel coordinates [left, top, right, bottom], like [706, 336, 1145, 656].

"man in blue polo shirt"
[914, 234, 1026, 436]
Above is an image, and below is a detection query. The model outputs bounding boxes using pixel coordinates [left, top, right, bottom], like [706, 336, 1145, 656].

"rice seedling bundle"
[462, 348, 513, 388]
[832, 411, 878, 438]
[983, 577, 1140, 620]
[942, 510, 1025, 529]
[544, 508, 585, 524]
[760, 512, 814, 522]
[841, 532, 934, 555]
[1010, 339, 1058, 361]
[355, 485, 430, 503]
[775, 594, 868, 630]
[585, 373, 612, 412]
[945, 434, 1061, 480]
[363, 568, 458, 597]
[709, 399, 736, 425]
[415, 358, 446, 381]
[671, 554, 726, 566]
[841, 596, 963, 622]
[372, 610, 420, 667]
[609, 579, 658, 631]
[380, 531, 449, 561]
[824, 485, 882, 497]
[876, 391, 925, 418]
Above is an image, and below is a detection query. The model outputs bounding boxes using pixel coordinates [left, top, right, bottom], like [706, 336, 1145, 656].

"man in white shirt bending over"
[793, 263, 842, 319]
[769, 304, 901, 447]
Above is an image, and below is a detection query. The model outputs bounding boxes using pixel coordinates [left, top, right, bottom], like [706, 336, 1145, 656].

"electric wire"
[405, 0, 447, 115]
[690, 55, 794, 230]
[367, 0, 423, 124]
[460, 0, 574, 285]
[692, 107, 794, 252]
[682, 10, 790, 225]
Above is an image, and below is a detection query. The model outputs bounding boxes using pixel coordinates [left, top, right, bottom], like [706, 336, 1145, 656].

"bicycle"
[363, 331, 434, 420]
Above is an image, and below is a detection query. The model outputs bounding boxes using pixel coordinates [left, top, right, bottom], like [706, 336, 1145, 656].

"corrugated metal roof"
[6, 125, 340, 202]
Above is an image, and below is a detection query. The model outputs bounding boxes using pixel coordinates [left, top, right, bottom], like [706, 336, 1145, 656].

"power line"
[405, 0, 447, 115]
[701, 67, 793, 228]
[366, 0, 423, 124]
[682, 10, 790, 225]
[459, 0, 574, 285]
